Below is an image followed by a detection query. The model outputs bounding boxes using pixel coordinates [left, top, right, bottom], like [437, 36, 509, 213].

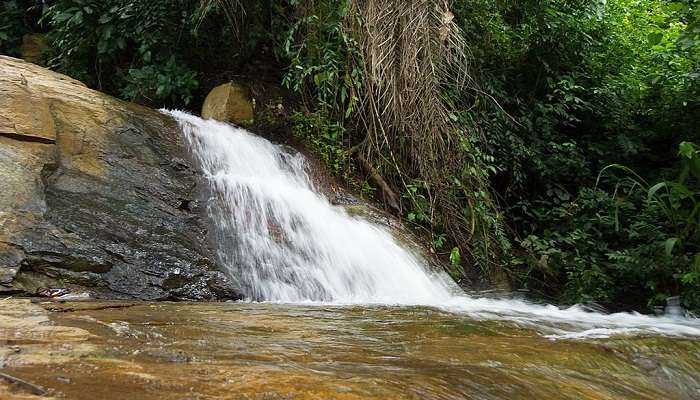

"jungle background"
[2, 0, 698, 312]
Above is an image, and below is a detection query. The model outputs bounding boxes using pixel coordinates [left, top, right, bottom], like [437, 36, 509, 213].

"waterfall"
[166, 110, 700, 338]
[166, 110, 457, 303]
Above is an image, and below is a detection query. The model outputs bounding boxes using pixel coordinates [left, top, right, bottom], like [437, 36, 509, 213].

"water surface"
[2, 301, 699, 399]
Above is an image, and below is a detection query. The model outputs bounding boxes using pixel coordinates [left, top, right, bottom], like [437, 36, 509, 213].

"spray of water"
[165, 110, 700, 339]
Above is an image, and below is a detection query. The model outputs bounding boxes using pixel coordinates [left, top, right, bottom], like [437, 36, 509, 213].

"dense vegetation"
[2, 0, 698, 312]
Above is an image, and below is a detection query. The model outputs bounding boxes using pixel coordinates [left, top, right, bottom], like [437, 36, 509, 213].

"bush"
[0, 0, 34, 55]
[42, 0, 200, 106]
[518, 142, 700, 312]
[121, 56, 198, 106]
[290, 111, 354, 181]
[449, 0, 699, 309]
[277, 0, 363, 121]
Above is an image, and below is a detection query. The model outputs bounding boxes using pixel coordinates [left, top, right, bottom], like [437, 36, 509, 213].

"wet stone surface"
[1, 299, 699, 400]
[0, 56, 242, 301]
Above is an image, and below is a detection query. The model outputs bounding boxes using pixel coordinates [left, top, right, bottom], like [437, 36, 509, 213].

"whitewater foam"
[165, 110, 700, 339]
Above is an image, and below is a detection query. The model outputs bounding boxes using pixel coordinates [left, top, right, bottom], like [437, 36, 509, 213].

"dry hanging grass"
[349, 0, 505, 277]
[195, 0, 246, 34]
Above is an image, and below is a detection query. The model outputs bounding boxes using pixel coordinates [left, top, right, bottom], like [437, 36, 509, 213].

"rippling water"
[3, 301, 700, 400]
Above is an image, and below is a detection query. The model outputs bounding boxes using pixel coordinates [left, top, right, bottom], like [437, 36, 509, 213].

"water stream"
[165, 110, 700, 340]
[5, 301, 700, 400]
[3, 113, 700, 400]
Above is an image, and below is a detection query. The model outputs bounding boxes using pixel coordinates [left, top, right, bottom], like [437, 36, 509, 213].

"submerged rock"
[0, 56, 241, 300]
[201, 82, 254, 124]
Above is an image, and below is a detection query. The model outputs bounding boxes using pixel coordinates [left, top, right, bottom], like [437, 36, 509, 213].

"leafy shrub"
[518, 143, 700, 312]
[121, 56, 198, 106]
[278, 0, 363, 121]
[0, 0, 32, 55]
[449, 0, 699, 308]
[290, 111, 353, 179]
[42, 0, 199, 106]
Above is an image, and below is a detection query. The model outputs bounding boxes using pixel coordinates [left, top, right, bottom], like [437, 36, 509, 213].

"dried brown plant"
[350, 0, 504, 276]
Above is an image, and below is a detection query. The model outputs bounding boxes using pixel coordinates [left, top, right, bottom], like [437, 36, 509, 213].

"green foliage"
[519, 143, 700, 311]
[603, 142, 700, 304]
[451, 0, 699, 309]
[518, 187, 667, 308]
[121, 56, 198, 106]
[36, 0, 275, 106]
[290, 111, 353, 180]
[0, 1, 29, 55]
[41, 0, 201, 106]
[277, 0, 363, 121]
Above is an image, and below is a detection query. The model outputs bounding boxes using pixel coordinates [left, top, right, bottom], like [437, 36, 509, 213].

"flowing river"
[2, 113, 699, 399]
[165, 111, 700, 341]
[1, 300, 699, 400]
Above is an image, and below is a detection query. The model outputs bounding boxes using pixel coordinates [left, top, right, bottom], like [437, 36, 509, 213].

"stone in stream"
[0, 56, 241, 300]
[201, 81, 255, 125]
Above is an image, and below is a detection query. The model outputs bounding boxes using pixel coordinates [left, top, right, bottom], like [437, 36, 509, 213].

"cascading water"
[167, 110, 457, 304]
[166, 110, 700, 339]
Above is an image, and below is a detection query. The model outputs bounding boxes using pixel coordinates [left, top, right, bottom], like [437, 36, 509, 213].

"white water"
[166, 110, 700, 339]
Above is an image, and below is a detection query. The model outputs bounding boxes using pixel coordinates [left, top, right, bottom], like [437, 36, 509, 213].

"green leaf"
[449, 247, 461, 266]
[664, 237, 679, 257]
[647, 182, 667, 202]
[689, 157, 700, 181]
[647, 32, 663, 46]
[679, 142, 696, 159]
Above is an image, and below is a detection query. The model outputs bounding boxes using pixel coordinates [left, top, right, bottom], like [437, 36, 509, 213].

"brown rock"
[0, 81, 57, 142]
[0, 56, 241, 301]
[201, 82, 254, 124]
[19, 34, 48, 65]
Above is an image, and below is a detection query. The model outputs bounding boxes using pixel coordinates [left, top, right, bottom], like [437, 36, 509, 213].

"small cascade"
[167, 110, 457, 303]
[166, 110, 700, 339]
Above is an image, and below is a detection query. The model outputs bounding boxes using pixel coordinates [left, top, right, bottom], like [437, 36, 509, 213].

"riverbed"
[1, 299, 699, 399]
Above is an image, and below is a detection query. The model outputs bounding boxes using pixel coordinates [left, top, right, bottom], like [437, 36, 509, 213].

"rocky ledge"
[0, 56, 240, 300]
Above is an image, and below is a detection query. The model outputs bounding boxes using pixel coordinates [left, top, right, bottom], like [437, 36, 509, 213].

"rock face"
[201, 82, 254, 124]
[0, 56, 241, 300]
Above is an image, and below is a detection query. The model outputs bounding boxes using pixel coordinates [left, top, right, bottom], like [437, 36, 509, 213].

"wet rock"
[633, 356, 660, 373]
[201, 82, 255, 124]
[0, 56, 242, 300]
[329, 192, 360, 206]
[35, 288, 70, 298]
[143, 349, 191, 363]
[0, 244, 23, 286]
[665, 296, 685, 316]
[580, 302, 609, 314]
[0, 372, 47, 396]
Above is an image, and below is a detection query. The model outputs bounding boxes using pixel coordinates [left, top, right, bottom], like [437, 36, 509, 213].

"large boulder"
[201, 82, 254, 124]
[0, 56, 241, 300]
